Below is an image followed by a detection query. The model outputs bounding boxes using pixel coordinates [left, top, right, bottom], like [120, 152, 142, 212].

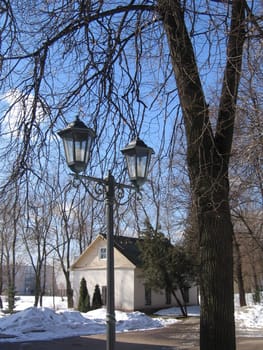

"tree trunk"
[171, 289, 187, 317]
[7, 261, 16, 313]
[198, 186, 236, 350]
[65, 273, 74, 308]
[0, 237, 3, 295]
[233, 235, 246, 307]
[34, 273, 41, 307]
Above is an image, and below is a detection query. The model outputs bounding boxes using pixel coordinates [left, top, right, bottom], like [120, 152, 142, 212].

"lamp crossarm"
[70, 173, 141, 204]
[76, 173, 135, 190]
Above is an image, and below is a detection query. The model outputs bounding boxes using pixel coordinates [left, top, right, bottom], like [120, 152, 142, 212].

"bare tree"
[0, 184, 23, 311]
[50, 180, 102, 308]
[233, 232, 247, 306]
[232, 209, 263, 292]
[229, 38, 263, 304]
[22, 196, 53, 307]
[73, 188, 104, 253]
[0, 1, 261, 349]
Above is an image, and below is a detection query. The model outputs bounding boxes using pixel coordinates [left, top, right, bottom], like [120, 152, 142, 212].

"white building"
[71, 234, 198, 311]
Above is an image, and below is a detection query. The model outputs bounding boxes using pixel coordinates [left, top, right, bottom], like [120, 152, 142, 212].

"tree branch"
[215, 0, 246, 162]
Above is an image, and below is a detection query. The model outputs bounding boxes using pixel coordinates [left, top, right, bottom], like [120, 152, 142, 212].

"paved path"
[0, 317, 262, 350]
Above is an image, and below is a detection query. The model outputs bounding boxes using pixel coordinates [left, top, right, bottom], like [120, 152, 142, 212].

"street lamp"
[58, 117, 154, 350]
[57, 116, 95, 174]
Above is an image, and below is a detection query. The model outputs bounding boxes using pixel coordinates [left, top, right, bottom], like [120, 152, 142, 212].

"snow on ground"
[235, 304, 263, 329]
[155, 305, 200, 317]
[234, 294, 263, 332]
[0, 296, 176, 343]
[0, 294, 262, 343]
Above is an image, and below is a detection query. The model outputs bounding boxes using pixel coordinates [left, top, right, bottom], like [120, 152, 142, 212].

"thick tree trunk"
[198, 186, 236, 350]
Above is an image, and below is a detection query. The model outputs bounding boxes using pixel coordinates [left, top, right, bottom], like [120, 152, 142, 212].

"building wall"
[133, 268, 199, 311]
[133, 268, 164, 310]
[72, 264, 198, 312]
[71, 236, 136, 310]
[72, 267, 135, 311]
[72, 268, 106, 306]
[115, 268, 135, 310]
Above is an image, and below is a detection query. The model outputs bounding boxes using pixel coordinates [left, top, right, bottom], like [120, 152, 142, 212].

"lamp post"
[58, 117, 154, 350]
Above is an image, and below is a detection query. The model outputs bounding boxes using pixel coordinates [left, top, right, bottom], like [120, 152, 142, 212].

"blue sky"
[0, 1, 261, 235]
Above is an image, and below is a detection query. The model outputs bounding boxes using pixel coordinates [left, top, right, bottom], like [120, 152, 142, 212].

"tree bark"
[66, 271, 74, 308]
[198, 187, 236, 350]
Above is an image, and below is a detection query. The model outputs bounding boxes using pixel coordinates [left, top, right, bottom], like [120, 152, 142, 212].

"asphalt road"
[0, 317, 262, 350]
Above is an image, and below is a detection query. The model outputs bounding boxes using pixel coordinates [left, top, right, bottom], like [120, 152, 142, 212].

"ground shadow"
[0, 336, 178, 350]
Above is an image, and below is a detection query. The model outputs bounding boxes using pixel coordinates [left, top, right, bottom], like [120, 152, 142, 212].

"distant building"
[1, 265, 57, 296]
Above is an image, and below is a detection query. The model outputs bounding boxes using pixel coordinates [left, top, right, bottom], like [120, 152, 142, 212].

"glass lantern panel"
[84, 138, 92, 163]
[63, 138, 74, 164]
[74, 140, 87, 162]
[136, 155, 147, 178]
[126, 155, 137, 179]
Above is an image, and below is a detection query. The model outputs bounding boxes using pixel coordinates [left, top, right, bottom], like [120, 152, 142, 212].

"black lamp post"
[58, 117, 153, 350]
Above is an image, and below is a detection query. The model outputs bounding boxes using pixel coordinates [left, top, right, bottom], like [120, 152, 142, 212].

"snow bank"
[235, 304, 263, 329]
[0, 300, 176, 343]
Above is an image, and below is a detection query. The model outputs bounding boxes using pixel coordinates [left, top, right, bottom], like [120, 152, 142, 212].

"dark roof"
[101, 234, 142, 266]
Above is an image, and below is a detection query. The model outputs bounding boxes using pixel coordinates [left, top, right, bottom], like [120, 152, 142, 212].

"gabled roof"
[71, 234, 143, 269]
[102, 234, 143, 266]
[71, 234, 104, 269]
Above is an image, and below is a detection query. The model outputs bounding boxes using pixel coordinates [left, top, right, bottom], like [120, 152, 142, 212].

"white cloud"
[1, 89, 46, 138]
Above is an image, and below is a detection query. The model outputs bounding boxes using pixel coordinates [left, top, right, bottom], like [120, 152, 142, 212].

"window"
[145, 286, 152, 306]
[183, 287, 190, 303]
[165, 289, 171, 305]
[99, 247, 107, 260]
